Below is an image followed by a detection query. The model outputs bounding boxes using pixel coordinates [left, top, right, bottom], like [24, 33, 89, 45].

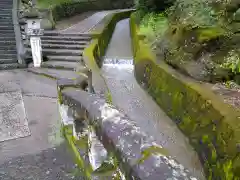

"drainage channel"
[100, 19, 206, 180]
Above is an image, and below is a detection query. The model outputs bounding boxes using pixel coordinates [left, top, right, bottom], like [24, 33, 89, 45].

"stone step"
[40, 61, 86, 71]
[41, 39, 89, 45]
[0, 26, 14, 30]
[0, 1, 13, 4]
[0, 51, 17, 59]
[0, 54, 17, 59]
[0, 19, 13, 23]
[26, 48, 83, 56]
[0, 58, 18, 64]
[0, 63, 25, 70]
[42, 43, 87, 50]
[0, 49, 16, 54]
[0, 32, 15, 36]
[0, 45, 16, 50]
[27, 67, 81, 80]
[0, 16, 12, 20]
[0, 13, 12, 17]
[46, 55, 83, 62]
[0, 18, 12, 22]
[44, 31, 92, 37]
[0, 40, 16, 45]
[0, 30, 15, 34]
[0, 5, 12, 9]
[0, 8, 12, 10]
[25, 42, 87, 50]
[41, 49, 83, 56]
[41, 35, 91, 41]
[0, 36, 15, 40]
[0, 21, 13, 25]
[0, 2, 12, 5]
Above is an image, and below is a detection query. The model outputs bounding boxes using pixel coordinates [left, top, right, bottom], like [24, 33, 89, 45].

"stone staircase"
[0, 0, 24, 70]
[27, 31, 92, 80]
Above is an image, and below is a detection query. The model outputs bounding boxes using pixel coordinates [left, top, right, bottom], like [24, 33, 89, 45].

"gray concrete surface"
[0, 91, 30, 142]
[61, 11, 112, 33]
[0, 70, 82, 179]
[56, 11, 97, 30]
[0, 10, 116, 179]
[102, 19, 205, 180]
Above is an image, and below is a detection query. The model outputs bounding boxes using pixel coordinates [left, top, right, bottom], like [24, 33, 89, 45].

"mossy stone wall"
[130, 13, 240, 179]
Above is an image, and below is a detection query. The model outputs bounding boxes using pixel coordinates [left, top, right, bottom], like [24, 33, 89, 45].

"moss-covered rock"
[155, 20, 240, 82]
[130, 12, 240, 179]
[137, 0, 238, 83]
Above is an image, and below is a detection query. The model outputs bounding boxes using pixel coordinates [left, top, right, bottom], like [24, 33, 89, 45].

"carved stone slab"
[0, 91, 30, 142]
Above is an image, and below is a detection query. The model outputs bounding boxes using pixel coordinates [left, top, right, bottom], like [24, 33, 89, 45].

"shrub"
[139, 13, 168, 48]
[134, 0, 175, 15]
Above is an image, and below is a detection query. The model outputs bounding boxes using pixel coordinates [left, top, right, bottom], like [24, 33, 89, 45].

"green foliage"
[92, 161, 117, 177]
[136, 145, 169, 165]
[92, 152, 122, 179]
[50, 0, 99, 21]
[139, 12, 168, 47]
[106, 91, 113, 104]
[37, 0, 112, 22]
[37, 0, 75, 8]
[221, 50, 240, 74]
[196, 27, 226, 42]
[168, 0, 224, 28]
[130, 13, 240, 179]
[135, 0, 175, 14]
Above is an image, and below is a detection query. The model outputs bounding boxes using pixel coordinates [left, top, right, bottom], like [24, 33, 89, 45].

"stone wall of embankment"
[59, 10, 199, 179]
[130, 12, 240, 180]
[59, 9, 134, 176]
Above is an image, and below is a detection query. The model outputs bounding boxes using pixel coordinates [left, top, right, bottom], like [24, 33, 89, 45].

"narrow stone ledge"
[60, 89, 197, 180]
[57, 77, 88, 91]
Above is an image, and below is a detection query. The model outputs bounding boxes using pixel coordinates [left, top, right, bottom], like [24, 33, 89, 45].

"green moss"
[106, 91, 113, 104]
[61, 10, 132, 177]
[62, 125, 93, 179]
[196, 27, 226, 42]
[130, 11, 240, 179]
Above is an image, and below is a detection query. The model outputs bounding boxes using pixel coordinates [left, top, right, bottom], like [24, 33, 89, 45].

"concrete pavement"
[0, 10, 116, 179]
[0, 70, 83, 179]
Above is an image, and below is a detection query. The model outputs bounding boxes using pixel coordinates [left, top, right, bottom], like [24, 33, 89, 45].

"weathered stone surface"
[60, 89, 198, 180]
[0, 91, 30, 142]
[57, 77, 88, 91]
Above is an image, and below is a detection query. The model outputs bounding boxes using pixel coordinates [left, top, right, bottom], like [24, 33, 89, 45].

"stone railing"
[57, 76, 198, 179]
[12, 0, 27, 66]
[13, 0, 44, 65]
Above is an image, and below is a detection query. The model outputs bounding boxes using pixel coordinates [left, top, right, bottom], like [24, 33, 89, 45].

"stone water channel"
[101, 19, 206, 180]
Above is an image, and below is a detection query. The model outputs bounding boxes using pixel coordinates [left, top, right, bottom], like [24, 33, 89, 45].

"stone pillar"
[87, 69, 93, 93]
[26, 19, 43, 67]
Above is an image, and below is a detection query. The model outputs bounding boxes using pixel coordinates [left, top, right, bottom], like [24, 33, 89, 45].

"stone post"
[26, 19, 43, 67]
[87, 69, 93, 93]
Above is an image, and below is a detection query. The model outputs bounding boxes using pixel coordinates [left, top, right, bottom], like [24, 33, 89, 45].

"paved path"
[101, 19, 206, 180]
[0, 70, 84, 179]
[0, 10, 115, 179]
[61, 11, 111, 33]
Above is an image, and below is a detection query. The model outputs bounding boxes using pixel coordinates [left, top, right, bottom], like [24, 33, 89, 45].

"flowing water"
[101, 19, 206, 180]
